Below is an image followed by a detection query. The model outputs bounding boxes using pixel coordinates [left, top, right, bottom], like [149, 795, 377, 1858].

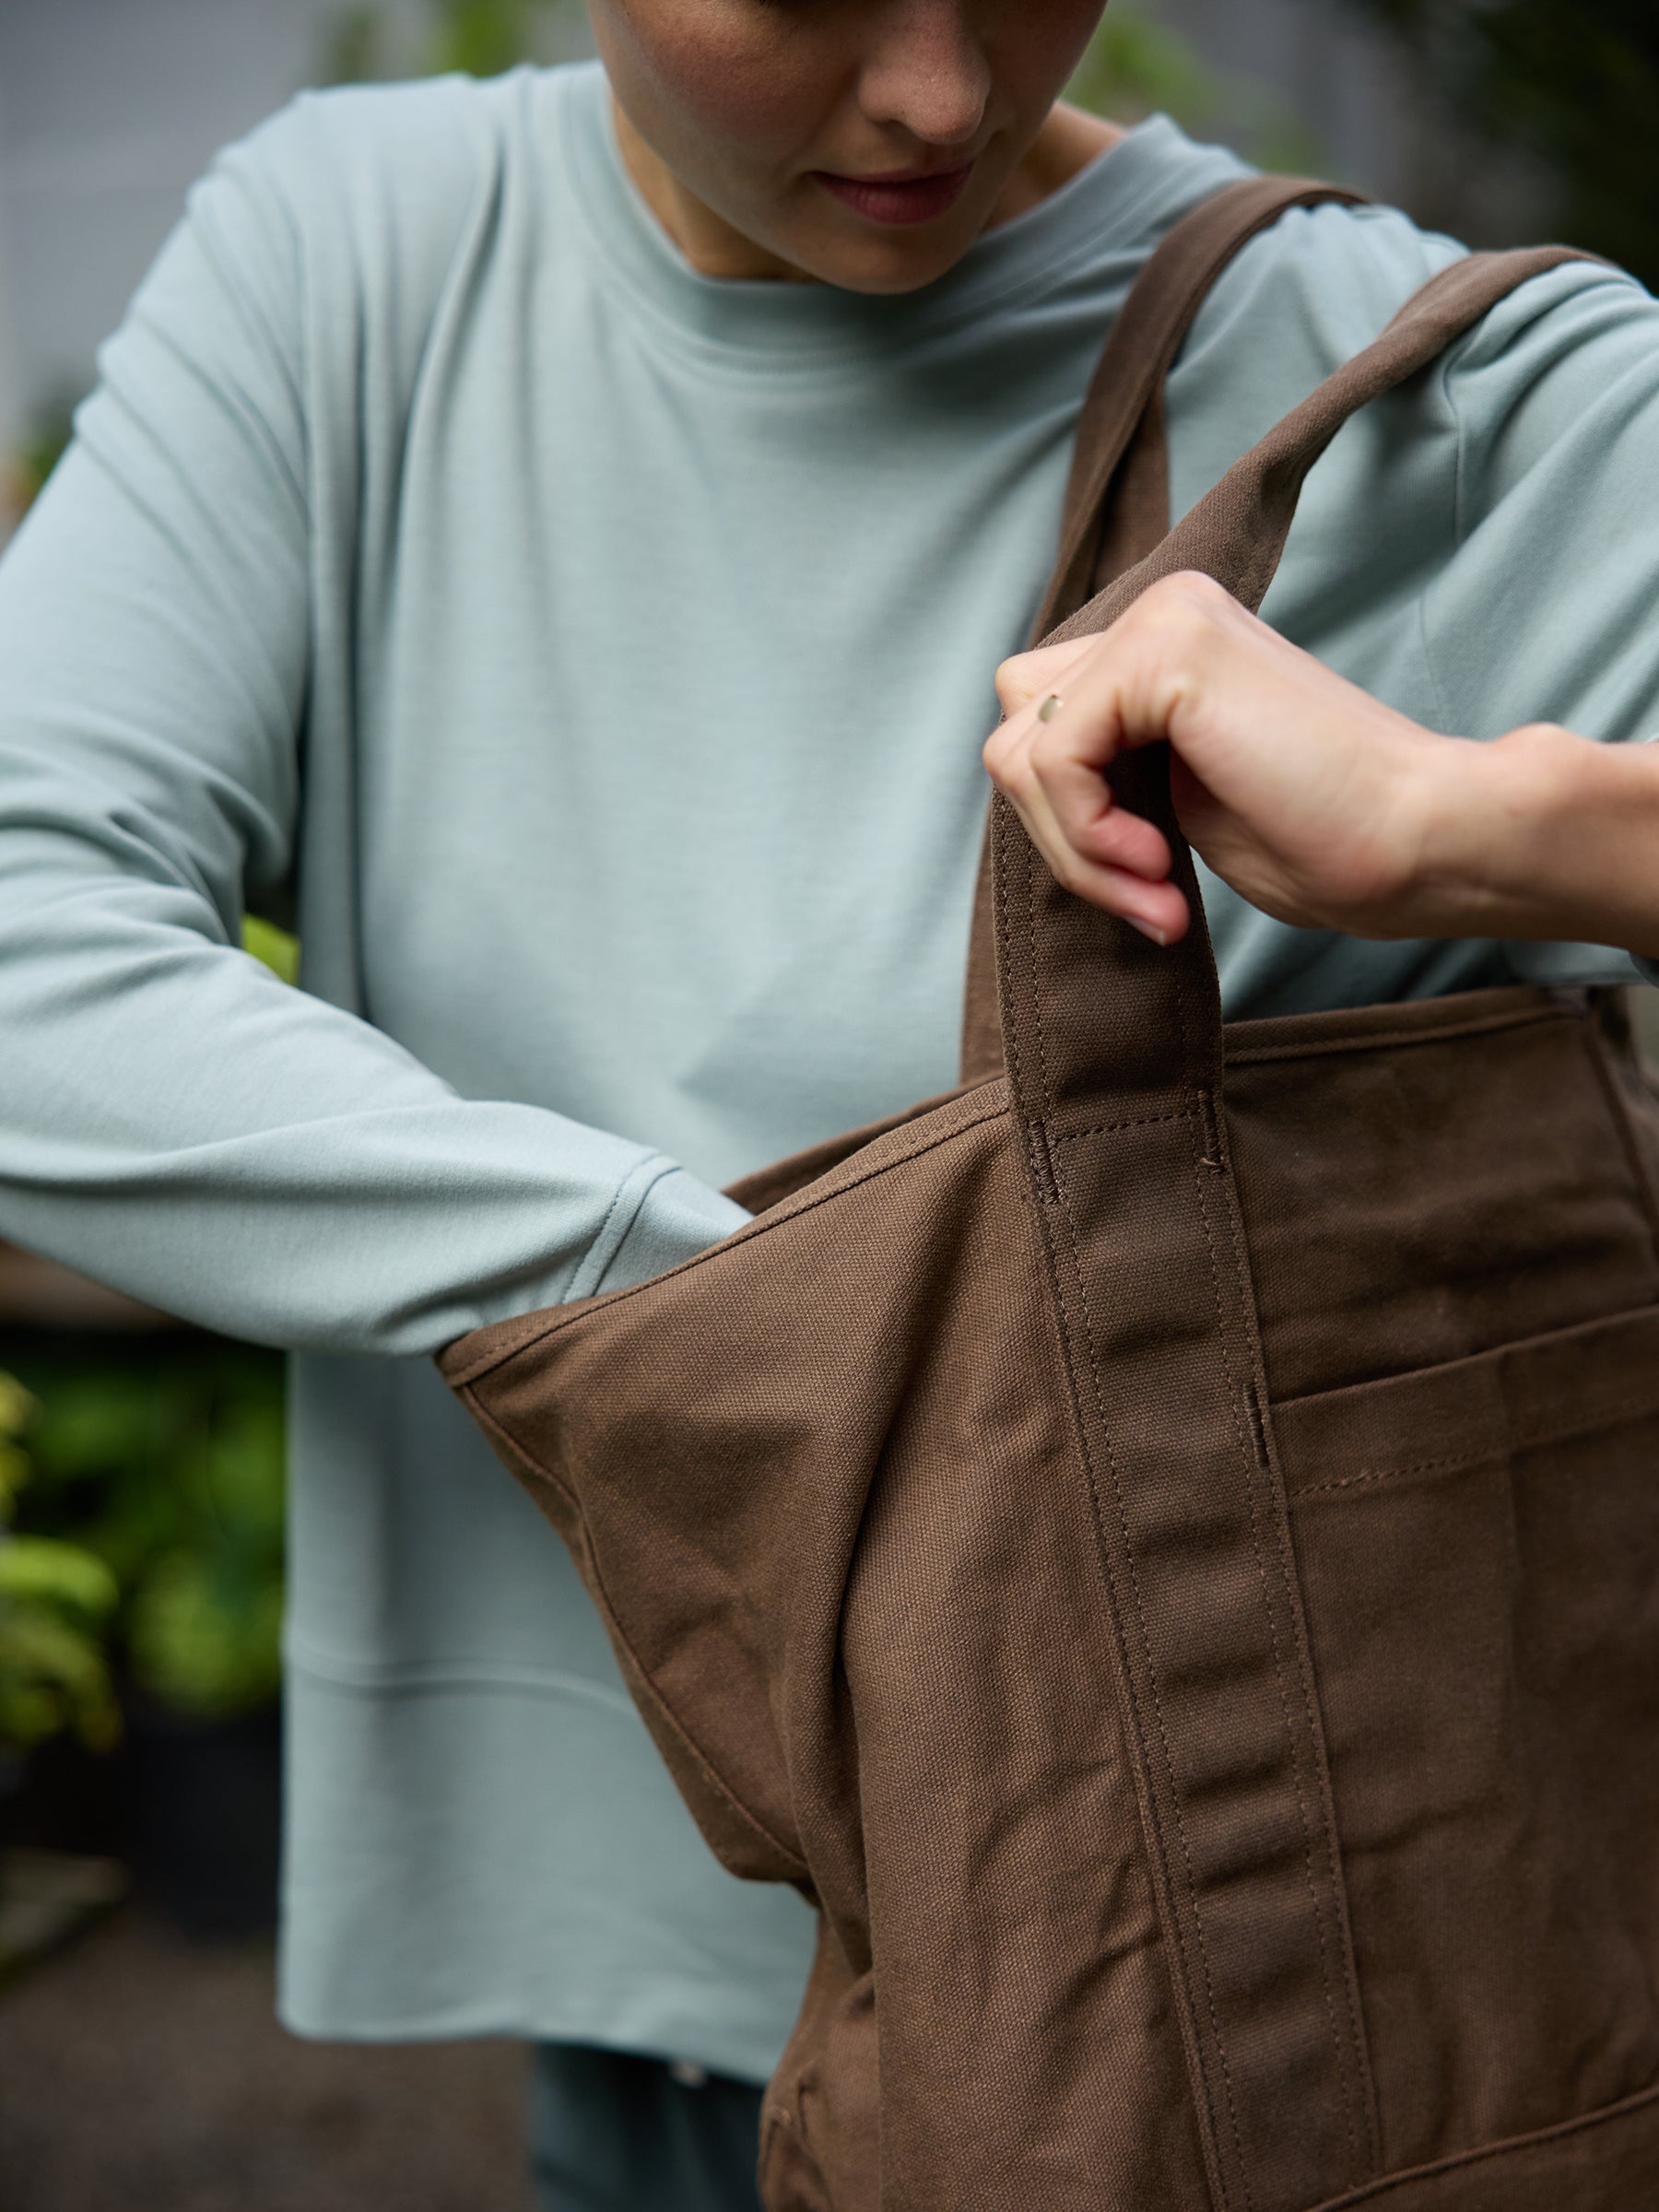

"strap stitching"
[1050, 1142, 1256, 2212]
[1182, 1077, 1359, 2188]
[1053, 1108, 1194, 1140]
[1199, 1116, 1377, 2173]
[1004, 816, 1251, 2210]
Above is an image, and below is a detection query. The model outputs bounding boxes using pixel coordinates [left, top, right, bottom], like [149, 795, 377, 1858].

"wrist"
[1415, 724, 1659, 954]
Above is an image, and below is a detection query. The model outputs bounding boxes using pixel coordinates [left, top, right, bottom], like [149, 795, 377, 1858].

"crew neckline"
[552, 61, 1251, 370]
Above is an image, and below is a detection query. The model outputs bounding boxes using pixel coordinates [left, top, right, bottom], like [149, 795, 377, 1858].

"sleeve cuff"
[588, 1164, 751, 1297]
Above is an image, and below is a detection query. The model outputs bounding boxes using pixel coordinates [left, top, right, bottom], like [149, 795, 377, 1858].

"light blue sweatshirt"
[0, 64, 1653, 2074]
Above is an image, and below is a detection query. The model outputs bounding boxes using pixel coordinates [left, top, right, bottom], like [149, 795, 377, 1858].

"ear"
[993, 636, 1096, 719]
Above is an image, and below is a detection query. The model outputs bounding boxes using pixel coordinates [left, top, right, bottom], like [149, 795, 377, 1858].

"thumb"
[994, 637, 1097, 719]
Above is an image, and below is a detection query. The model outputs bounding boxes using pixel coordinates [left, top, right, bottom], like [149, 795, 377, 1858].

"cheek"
[606, 4, 837, 166]
[990, 0, 1109, 106]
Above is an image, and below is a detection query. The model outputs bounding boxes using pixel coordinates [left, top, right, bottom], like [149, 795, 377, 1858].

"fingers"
[993, 636, 1097, 719]
[983, 576, 1257, 938]
[985, 652, 1190, 942]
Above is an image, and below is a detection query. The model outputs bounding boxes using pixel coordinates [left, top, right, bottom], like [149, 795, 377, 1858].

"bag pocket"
[1271, 1307, 1659, 2179]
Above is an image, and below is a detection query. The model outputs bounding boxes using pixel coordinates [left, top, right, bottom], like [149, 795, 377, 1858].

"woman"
[0, 4, 1654, 2206]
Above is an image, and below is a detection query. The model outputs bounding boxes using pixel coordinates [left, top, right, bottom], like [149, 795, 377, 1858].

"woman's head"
[586, 0, 1112, 290]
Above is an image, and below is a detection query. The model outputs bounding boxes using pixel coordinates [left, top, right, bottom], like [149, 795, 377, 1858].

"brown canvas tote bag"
[440, 185, 1659, 2212]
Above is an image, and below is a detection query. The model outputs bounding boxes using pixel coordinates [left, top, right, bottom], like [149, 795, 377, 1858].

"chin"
[818, 247, 975, 295]
[784, 208, 992, 296]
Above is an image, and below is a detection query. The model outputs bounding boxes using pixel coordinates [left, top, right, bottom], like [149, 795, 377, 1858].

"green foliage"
[241, 915, 301, 985]
[1068, 7, 1324, 174]
[323, 5, 386, 85]
[1349, 1, 1659, 286]
[0, 1378, 122, 1752]
[428, 0, 545, 78]
[4, 396, 78, 523]
[0, 1373, 33, 1515]
[10, 1352, 288, 1722]
[323, 0, 582, 83]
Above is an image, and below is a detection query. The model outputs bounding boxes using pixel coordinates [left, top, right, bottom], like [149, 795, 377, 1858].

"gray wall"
[0, 0, 595, 444]
[0, 0, 342, 443]
[1153, 0, 1416, 200]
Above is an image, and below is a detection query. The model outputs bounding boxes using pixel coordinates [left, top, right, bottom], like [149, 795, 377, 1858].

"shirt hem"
[284, 1640, 639, 1717]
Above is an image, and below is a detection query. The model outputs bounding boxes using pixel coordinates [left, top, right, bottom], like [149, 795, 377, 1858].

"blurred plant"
[324, 5, 385, 84]
[241, 916, 300, 984]
[427, 0, 552, 76]
[1347, 0, 1659, 286]
[11, 1354, 287, 1722]
[324, 0, 588, 83]
[3, 394, 79, 532]
[0, 1374, 122, 1753]
[1068, 7, 1324, 173]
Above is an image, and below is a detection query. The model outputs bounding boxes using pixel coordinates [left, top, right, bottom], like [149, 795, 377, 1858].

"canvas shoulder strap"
[988, 241, 1598, 2212]
[1034, 173, 1368, 637]
[961, 172, 1365, 1086]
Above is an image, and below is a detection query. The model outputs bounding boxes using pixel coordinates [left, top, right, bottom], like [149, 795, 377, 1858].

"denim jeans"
[530, 2041, 766, 2212]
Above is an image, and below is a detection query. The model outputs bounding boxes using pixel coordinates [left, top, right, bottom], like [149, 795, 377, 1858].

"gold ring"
[1037, 694, 1064, 724]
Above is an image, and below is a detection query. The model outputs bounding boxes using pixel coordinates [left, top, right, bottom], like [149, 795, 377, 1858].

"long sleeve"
[0, 117, 745, 1358]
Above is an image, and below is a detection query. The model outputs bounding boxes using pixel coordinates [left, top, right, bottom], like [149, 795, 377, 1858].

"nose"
[857, 1, 993, 150]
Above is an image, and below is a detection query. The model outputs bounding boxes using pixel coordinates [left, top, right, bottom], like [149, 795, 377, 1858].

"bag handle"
[960, 174, 1366, 1086]
[985, 244, 1599, 1140]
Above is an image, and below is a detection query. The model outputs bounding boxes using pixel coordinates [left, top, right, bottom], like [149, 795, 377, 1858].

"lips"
[814, 162, 975, 229]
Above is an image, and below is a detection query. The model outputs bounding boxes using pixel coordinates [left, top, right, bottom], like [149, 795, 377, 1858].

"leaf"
[0, 1595, 121, 1750]
[0, 1372, 39, 1442]
[0, 1536, 120, 1619]
[241, 916, 301, 985]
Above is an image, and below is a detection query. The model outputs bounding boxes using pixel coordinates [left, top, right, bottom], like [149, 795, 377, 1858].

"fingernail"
[1129, 919, 1168, 946]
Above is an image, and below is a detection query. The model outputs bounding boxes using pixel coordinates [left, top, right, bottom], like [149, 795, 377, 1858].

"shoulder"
[1180, 197, 1461, 426]
[1435, 254, 1659, 499]
[182, 65, 586, 314]
[140, 65, 597, 429]
[201, 65, 569, 237]
[1194, 182, 1658, 428]
[1170, 176, 1659, 499]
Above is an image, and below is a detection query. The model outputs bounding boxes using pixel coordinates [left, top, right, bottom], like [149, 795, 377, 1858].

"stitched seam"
[1144, 861, 1258, 2204]
[461, 1392, 809, 1880]
[1291, 1388, 1659, 1495]
[1159, 904, 1259, 2201]
[1171, 839, 1364, 2170]
[1315, 2077, 1659, 2209]
[577, 1158, 657, 1298]
[1012, 828, 1249, 2210]
[996, 823, 1236, 2207]
[1053, 1159, 1254, 2212]
[1183, 1098, 1335, 2193]
[1203, 1131, 1373, 2172]
[1053, 1109, 1194, 1141]
[442, 1093, 1008, 1385]
[1222, 1004, 1570, 1065]
[1585, 1018, 1659, 1268]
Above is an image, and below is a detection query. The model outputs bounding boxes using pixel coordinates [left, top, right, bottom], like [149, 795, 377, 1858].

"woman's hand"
[985, 571, 1659, 959]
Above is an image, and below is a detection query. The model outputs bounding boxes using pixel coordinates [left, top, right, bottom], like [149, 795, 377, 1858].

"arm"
[985, 571, 1659, 963]
[0, 113, 743, 1357]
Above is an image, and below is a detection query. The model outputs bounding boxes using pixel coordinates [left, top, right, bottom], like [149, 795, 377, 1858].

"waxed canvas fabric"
[440, 190, 1659, 2209]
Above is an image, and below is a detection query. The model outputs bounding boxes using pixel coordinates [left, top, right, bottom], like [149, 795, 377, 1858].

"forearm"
[1414, 726, 1659, 961]
[0, 849, 746, 1354]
